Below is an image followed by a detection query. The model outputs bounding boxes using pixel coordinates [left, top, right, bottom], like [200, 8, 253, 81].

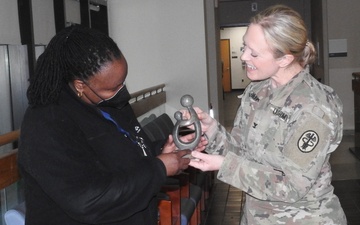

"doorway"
[220, 39, 231, 92]
[220, 26, 250, 90]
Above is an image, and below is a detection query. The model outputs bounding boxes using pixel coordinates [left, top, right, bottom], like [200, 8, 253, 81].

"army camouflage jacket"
[206, 71, 347, 224]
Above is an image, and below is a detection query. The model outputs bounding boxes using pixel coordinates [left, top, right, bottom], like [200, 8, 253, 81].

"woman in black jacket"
[18, 25, 191, 225]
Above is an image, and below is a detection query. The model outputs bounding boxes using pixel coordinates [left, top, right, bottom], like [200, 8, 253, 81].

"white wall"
[329, 67, 360, 131]
[107, 0, 210, 119]
[65, 0, 81, 26]
[32, 0, 80, 45]
[32, 0, 56, 45]
[0, 0, 21, 44]
[220, 27, 250, 89]
[0, 0, 77, 45]
[327, 0, 360, 130]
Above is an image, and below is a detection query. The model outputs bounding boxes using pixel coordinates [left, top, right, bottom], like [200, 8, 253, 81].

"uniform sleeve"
[209, 104, 343, 203]
[205, 94, 247, 157]
[19, 113, 167, 224]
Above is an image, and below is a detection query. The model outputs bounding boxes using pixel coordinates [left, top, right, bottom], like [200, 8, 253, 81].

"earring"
[77, 91, 83, 98]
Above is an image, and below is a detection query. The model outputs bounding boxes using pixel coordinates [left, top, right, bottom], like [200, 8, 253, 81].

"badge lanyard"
[100, 110, 148, 156]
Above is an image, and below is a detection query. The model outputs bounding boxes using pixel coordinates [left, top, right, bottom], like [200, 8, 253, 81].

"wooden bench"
[0, 130, 22, 225]
[0, 149, 19, 191]
[0, 129, 20, 190]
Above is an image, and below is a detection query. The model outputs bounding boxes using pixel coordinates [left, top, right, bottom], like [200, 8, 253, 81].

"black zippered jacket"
[18, 85, 167, 225]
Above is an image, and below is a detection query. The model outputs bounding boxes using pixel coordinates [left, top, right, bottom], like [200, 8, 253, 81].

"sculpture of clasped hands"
[172, 94, 202, 150]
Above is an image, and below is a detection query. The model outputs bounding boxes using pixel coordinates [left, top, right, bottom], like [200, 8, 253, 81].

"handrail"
[0, 129, 20, 147]
[130, 83, 165, 103]
[130, 84, 166, 117]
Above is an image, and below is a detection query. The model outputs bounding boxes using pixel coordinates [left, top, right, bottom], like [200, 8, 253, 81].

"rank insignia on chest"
[297, 130, 319, 153]
[249, 92, 260, 102]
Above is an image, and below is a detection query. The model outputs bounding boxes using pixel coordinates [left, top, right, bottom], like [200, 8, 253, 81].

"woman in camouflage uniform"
[188, 4, 347, 225]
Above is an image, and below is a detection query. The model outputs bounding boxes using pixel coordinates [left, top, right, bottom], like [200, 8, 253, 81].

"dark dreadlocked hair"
[27, 25, 122, 107]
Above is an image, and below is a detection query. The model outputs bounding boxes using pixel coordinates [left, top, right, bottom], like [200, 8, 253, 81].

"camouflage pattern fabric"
[206, 70, 347, 224]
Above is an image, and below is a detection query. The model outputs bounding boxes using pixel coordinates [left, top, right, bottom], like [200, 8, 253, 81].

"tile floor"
[201, 90, 360, 225]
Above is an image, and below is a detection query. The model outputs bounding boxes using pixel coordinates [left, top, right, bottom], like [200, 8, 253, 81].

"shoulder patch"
[283, 111, 331, 171]
[297, 130, 319, 153]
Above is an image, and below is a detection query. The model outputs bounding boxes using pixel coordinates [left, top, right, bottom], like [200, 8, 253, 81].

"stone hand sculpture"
[172, 94, 202, 150]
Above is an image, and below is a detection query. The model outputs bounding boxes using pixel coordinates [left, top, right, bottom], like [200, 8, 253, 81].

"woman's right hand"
[180, 107, 217, 134]
[189, 151, 224, 172]
[157, 150, 191, 176]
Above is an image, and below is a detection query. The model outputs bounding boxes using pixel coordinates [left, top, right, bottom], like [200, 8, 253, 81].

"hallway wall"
[107, 0, 211, 119]
[327, 0, 360, 130]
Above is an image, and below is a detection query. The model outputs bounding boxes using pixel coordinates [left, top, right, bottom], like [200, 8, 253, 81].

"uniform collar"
[268, 70, 308, 108]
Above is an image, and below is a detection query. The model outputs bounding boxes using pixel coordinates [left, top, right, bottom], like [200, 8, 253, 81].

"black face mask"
[97, 85, 131, 109]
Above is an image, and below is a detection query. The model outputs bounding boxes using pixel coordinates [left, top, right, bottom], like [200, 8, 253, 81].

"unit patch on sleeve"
[297, 130, 319, 153]
[283, 109, 331, 170]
